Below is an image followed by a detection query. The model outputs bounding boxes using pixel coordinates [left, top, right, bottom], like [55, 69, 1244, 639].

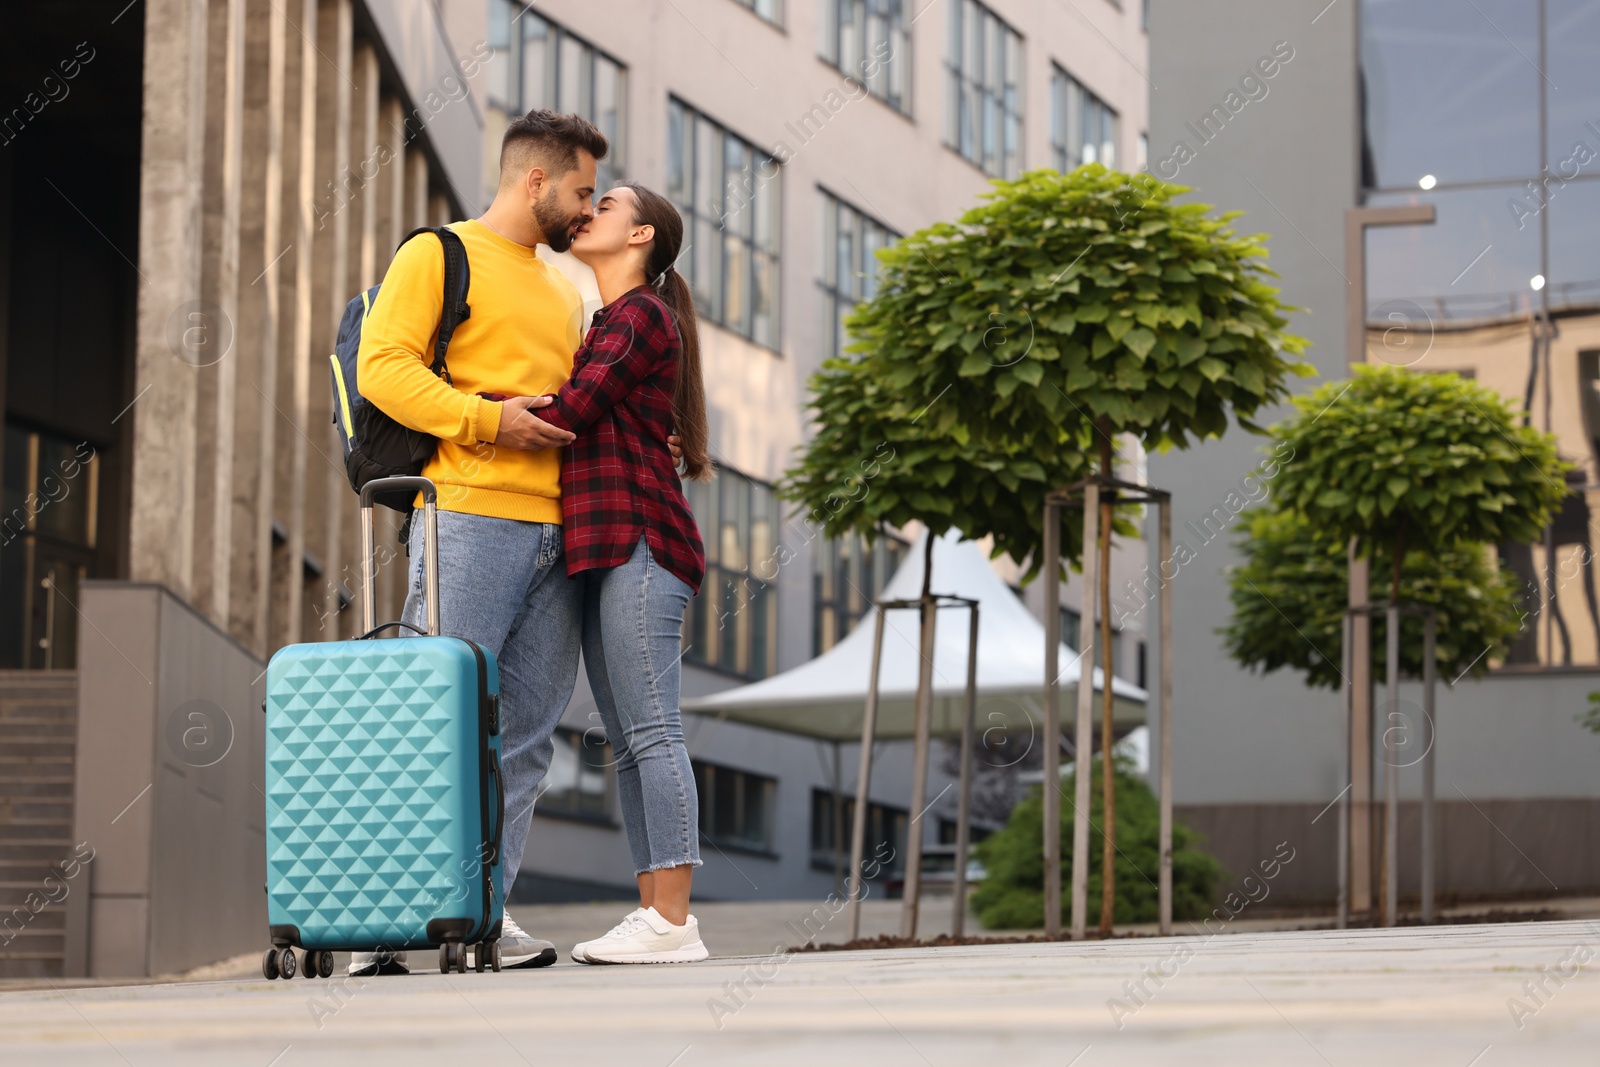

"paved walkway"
[2, 918, 1596, 1064]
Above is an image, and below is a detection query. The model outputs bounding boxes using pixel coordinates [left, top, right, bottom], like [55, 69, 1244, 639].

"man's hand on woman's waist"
[492, 395, 576, 450]
[490, 393, 686, 463]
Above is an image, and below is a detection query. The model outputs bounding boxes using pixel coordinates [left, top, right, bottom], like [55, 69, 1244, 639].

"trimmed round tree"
[1222, 508, 1523, 689]
[781, 164, 1310, 934]
[1271, 365, 1569, 606]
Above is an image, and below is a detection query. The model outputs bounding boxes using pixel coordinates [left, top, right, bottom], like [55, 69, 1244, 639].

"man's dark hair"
[499, 109, 608, 185]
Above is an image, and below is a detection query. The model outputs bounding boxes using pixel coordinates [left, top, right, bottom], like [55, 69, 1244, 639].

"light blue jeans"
[581, 539, 702, 874]
[402, 510, 582, 896]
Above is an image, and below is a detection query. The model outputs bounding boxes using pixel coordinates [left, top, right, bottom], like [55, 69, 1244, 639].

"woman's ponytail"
[624, 182, 711, 481]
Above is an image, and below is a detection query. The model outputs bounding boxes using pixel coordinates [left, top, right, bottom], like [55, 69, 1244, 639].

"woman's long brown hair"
[623, 182, 712, 481]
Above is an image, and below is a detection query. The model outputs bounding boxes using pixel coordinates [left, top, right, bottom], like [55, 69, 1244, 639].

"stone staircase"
[0, 670, 78, 978]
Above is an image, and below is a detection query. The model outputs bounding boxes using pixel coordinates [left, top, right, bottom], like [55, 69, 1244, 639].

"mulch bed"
[799, 907, 1570, 952]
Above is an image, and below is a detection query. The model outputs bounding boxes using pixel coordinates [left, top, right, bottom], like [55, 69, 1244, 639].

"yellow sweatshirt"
[357, 220, 583, 523]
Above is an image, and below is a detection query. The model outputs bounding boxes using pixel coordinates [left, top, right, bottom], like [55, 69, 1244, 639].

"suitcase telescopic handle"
[359, 477, 441, 637]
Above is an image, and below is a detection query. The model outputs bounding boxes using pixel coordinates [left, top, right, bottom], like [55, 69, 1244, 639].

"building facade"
[475, 0, 1152, 904]
[1147, 0, 1600, 912]
[1, 0, 1154, 977]
[0, 0, 484, 977]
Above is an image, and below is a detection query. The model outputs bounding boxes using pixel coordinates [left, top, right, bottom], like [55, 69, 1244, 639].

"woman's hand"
[668, 434, 683, 463]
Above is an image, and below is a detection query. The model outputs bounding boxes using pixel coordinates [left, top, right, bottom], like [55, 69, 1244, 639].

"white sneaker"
[348, 950, 409, 977]
[572, 907, 645, 963]
[498, 915, 557, 969]
[578, 906, 708, 964]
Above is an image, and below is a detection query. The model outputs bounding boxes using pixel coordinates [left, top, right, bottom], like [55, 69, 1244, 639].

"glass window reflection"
[1363, 189, 1541, 326]
[1360, 0, 1540, 189]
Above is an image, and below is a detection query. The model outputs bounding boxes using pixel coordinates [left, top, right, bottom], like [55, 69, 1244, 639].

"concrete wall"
[65, 582, 265, 978]
[1181, 798, 1600, 906]
[1145, 0, 1360, 811]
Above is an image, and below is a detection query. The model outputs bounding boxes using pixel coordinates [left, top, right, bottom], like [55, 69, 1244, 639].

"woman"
[534, 182, 713, 964]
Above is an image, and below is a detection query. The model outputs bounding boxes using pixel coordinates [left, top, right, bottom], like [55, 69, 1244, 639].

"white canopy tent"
[684, 532, 1147, 739]
[683, 531, 1146, 937]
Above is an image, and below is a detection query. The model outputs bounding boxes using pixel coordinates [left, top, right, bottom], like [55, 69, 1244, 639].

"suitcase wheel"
[473, 942, 486, 973]
[440, 942, 467, 974]
[490, 940, 502, 973]
[276, 947, 298, 979]
[300, 950, 334, 978]
[262, 949, 279, 981]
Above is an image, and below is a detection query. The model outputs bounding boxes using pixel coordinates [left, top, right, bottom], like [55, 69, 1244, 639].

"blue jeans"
[581, 539, 701, 874]
[402, 510, 582, 895]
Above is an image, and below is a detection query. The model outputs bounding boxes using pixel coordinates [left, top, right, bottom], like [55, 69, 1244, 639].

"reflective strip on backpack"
[360, 289, 372, 318]
[330, 354, 355, 437]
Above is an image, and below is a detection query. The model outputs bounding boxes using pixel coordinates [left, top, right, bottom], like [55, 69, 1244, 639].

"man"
[353, 109, 601, 974]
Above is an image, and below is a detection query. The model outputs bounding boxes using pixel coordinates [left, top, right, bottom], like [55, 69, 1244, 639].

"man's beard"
[535, 191, 582, 253]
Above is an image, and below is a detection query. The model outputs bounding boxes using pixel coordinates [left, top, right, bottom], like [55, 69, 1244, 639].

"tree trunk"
[1097, 419, 1116, 936]
[922, 530, 934, 601]
[1391, 518, 1405, 607]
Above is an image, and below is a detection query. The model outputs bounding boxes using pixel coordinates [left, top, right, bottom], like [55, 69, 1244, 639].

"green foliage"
[1221, 509, 1523, 690]
[970, 757, 1223, 929]
[1582, 692, 1600, 734]
[779, 165, 1312, 578]
[1271, 365, 1571, 564]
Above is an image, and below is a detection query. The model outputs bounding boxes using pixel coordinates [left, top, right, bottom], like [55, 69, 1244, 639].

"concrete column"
[307, 0, 352, 642]
[269, 0, 319, 650]
[377, 96, 407, 256]
[127, 0, 209, 596]
[193, 0, 247, 627]
[405, 148, 429, 228]
[229, 0, 288, 657]
[375, 94, 410, 625]
[428, 191, 450, 227]
[345, 40, 381, 637]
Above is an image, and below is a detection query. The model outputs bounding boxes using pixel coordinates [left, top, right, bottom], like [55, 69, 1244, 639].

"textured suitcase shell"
[265, 635, 502, 951]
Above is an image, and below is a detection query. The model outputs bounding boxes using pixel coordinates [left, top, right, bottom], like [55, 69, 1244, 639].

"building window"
[731, 0, 783, 27]
[936, 818, 993, 846]
[1051, 65, 1118, 172]
[820, 0, 911, 114]
[946, 0, 1024, 178]
[810, 789, 906, 876]
[696, 761, 776, 853]
[1060, 608, 1130, 678]
[538, 726, 613, 821]
[1059, 606, 1080, 652]
[486, 1, 628, 192]
[817, 189, 900, 362]
[0, 425, 98, 670]
[813, 530, 909, 655]
[668, 99, 782, 349]
[684, 469, 778, 679]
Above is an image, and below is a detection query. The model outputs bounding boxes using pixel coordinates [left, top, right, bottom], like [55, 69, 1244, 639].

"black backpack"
[329, 226, 471, 514]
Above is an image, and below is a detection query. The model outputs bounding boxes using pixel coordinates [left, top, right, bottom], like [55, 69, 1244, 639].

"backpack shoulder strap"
[399, 225, 472, 385]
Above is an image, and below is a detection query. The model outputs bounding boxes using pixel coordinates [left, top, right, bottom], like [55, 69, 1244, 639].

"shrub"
[970, 756, 1223, 929]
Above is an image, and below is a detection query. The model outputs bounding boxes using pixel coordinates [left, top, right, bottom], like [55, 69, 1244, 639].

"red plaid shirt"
[539, 286, 706, 593]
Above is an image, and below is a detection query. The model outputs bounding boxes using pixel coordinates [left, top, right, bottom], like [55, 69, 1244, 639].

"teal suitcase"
[261, 477, 504, 980]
